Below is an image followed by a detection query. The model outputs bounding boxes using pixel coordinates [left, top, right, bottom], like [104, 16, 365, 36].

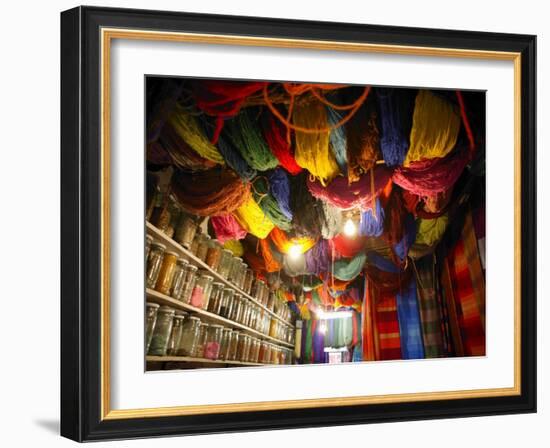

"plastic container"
[145, 302, 160, 353]
[146, 242, 165, 289]
[176, 316, 201, 356]
[154, 250, 179, 295]
[166, 311, 187, 355]
[204, 324, 223, 360]
[190, 271, 214, 309]
[148, 306, 175, 356]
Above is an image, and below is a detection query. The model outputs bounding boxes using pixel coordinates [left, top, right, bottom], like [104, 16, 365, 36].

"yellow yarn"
[222, 239, 244, 257]
[232, 197, 275, 239]
[415, 214, 449, 247]
[405, 90, 461, 166]
[169, 104, 225, 165]
[293, 98, 340, 186]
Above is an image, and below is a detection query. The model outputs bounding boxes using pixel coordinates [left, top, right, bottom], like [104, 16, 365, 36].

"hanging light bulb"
[287, 243, 302, 260]
[343, 218, 357, 238]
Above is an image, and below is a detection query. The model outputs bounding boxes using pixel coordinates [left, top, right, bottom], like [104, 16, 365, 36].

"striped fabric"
[396, 277, 425, 359]
[413, 256, 446, 358]
[361, 279, 377, 361]
[446, 212, 486, 356]
[374, 288, 402, 360]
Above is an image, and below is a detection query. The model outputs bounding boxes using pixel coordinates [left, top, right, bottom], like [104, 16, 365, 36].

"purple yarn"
[359, 198, 385, 237]
[267, 168, 293, 220]
[393, 213, 416, 261]
[305, 239, 331, 275]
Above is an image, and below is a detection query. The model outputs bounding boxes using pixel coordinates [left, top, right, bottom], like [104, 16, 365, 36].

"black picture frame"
[61, 5, 536, 442]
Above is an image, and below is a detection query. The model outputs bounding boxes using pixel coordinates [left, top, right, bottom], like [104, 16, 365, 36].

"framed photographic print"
[60, 6, 536, 442]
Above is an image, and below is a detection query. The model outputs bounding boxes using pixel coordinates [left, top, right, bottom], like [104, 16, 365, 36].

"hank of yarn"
[262, 113, 303, 175]
[359, 198, 385, 237]
[327, 106, 348, 176]
[267, 168, 293, 220]
[223, 239, 244, 257]
[415, 214, 449, 247]
[251, 177, 292, 231]
[216, 134, 257, 181]
[333, 252, 367, 281]
[233, 196, 275, 239]
[210, 214, 247, 243]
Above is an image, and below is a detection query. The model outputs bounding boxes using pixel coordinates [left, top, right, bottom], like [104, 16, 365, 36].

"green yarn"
[333, 252, 367, 281]
[251, 176, 293, 231]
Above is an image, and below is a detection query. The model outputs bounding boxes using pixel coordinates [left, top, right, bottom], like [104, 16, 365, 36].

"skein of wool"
[327, 106, 348, 176]
[346, 91, 380, 183]
[267, 168, 293, 220]
[359, 198, 385, 237]
[404, 90, 461, 166]
[168, 104, 225, 164]
[223, 239, 244, 257]
[262, 113, 303, 175]
[251, 177, 293, 231]
[375, 88, 417, 166]
[190, 80, 266, 144]
[210, 214, 247, 243]
[307, 167, 392, 210]
[216, 134, 257, 181]
[259, 238, 282, 272]
[227, 107, 279, 171]
[333, 253, 367, 281]
[293, 97, 340, 185]
[305, 239, 331, 275]
[233, 196, 275, 239]
[171, 167, 251, 216]
[329, 234, 367, 259]
[158, 121, 217, 171]
[415, 214, 449, 247]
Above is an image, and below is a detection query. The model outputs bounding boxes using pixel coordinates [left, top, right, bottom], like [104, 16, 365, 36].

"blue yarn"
[393, 214, 416, 261]
[376, 88, 410, 167]
[359, 198, 385, 237]
[366, 251, 401, 273]
[396, 277, 425, 359]
[326, 107, 348, 176]
[216, 135, 257, 181]
[267, 168, 293, 220]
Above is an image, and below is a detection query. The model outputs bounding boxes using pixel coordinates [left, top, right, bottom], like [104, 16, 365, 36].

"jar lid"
[146, 302, 160, 309]
[210, 324, 223, 329]
[158, 306, 175, 314]
[187, 265, 198, 272]
[151, 242, 166, 250]
[176, 258, 189, 266]
[212, 282, 224, 288]
[200, 274, 214, 280]
[146, 235, 153, 242]
[203, 234, 211, 240]
[222, 249, 233, 254]
[189, 316, 201, 321]
[165, 250, 179, 257]
[175, 310, 188, 317]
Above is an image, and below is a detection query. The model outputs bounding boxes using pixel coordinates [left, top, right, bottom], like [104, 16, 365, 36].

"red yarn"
[210, 214, 247, 243]
[456, 91, 476, 153]
[190, 80, 266, 144]
[262, 113, 303, 175]
[329, 234, 367, 259]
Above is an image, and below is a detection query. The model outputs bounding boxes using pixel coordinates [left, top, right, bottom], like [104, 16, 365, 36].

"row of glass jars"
[146, 303, 293, 364]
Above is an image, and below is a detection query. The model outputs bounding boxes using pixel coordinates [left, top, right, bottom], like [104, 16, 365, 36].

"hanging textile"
[171, 167, 250, 216]
[293, 97, 340, 185]
[415, 214, 449, 247]
[262, 113, 303, 175]
[259, 238, 282, 273]
[395, 277, 425, 359]
[216, 134, 257, 181]
[393, 145, 470, 197]
[227, 107, 279, 171]
[327, 106, 348, 176]
[329, 234, 366, 259]
[346, 92, 380, 183]
[383, 187, 409, 247]
[373, 287, 402, 360]
[267, 168, 293, 220]
[307, 166, 393, 210]
[362, 278, 377, 361]
[359, 198, 385, 237]
[190, 80, 266, 144]
[404, 90, 461, 166]
[303, 319, 313, 363]
[412, 255, 445, 358]
[210, 214, 247, 243]
[375, 87, 417, 166]
[289, 172, 324, 238]
[251, 177, 293, 231]
[333, 252, 367, 281]
[223, 239, 244, 257]
[312, 320, 326, 363]
[233, 197, 275, 239]
[304, 239, 331, 275]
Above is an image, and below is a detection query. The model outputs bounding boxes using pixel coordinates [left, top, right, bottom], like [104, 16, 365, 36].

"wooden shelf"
[146, 355, 262, 367]
[146, 221, 295, 328]
[146, 288, 295, 348]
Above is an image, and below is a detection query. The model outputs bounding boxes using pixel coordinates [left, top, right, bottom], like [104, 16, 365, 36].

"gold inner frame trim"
[100, 27, 522, 420]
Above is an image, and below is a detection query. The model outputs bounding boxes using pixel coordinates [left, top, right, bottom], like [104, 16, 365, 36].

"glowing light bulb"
[287, 243, 302, 260]
[343, 218, 357, 238]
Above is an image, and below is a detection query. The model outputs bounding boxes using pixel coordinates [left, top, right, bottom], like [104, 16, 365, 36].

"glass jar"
[271, 345, 280, 365]
[207, 282, 224, 315]
[164, 195, 181, 239]
[226, 330, 239, 361]
[190, 272, 214, 309]
[154, 250, 179, 295]
[174, 213, 198, 249]
[193, 323, 209, 358]
[205, 239, 222, 271]
[269, 319, 278, 339]
[149, 190, 171, 231]
[228, 256, 242, 285]
[146, 242, 166, 288]
[248, 304, 258, 330]
[219, 328, 233, 360]
[258, 341, 268, 364]
[180, 264, 198, 304]
[145, 302, 160, 353]
[189, 230, 201, 256]
[204, 324, 223, 360]
[217, 249, 234, 279]
[166, 311, 187, 355]
[267, 292, 276, 312]
[243, 268, 254, 295]
[230, 293, 243, 323]
[240, 298, 251, 326]
[249, 337, 260, 363]
[148, 306, 175, 356]
[236, 333, 251, 362]
[263, 342, 272, 364]
[176, 316, 201, 356]
[145, 235, 153, 261]
[238, 261, 248, 289]
[170, 258, 189, 299]
[195, 234, 211, 262]
[219, 288, 234, 319]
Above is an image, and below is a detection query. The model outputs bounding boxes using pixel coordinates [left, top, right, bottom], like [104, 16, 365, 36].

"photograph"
[144, 77, 486, 371]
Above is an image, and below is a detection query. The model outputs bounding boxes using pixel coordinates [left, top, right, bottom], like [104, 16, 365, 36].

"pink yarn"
[392, 145, 469, 197]
[307, 167, 392, 210]
[210, 214, 247, 243]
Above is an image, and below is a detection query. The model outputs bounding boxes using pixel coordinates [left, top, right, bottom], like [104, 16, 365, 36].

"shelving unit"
[146, 355, 262, 367]
[147, 288, 294, 348]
